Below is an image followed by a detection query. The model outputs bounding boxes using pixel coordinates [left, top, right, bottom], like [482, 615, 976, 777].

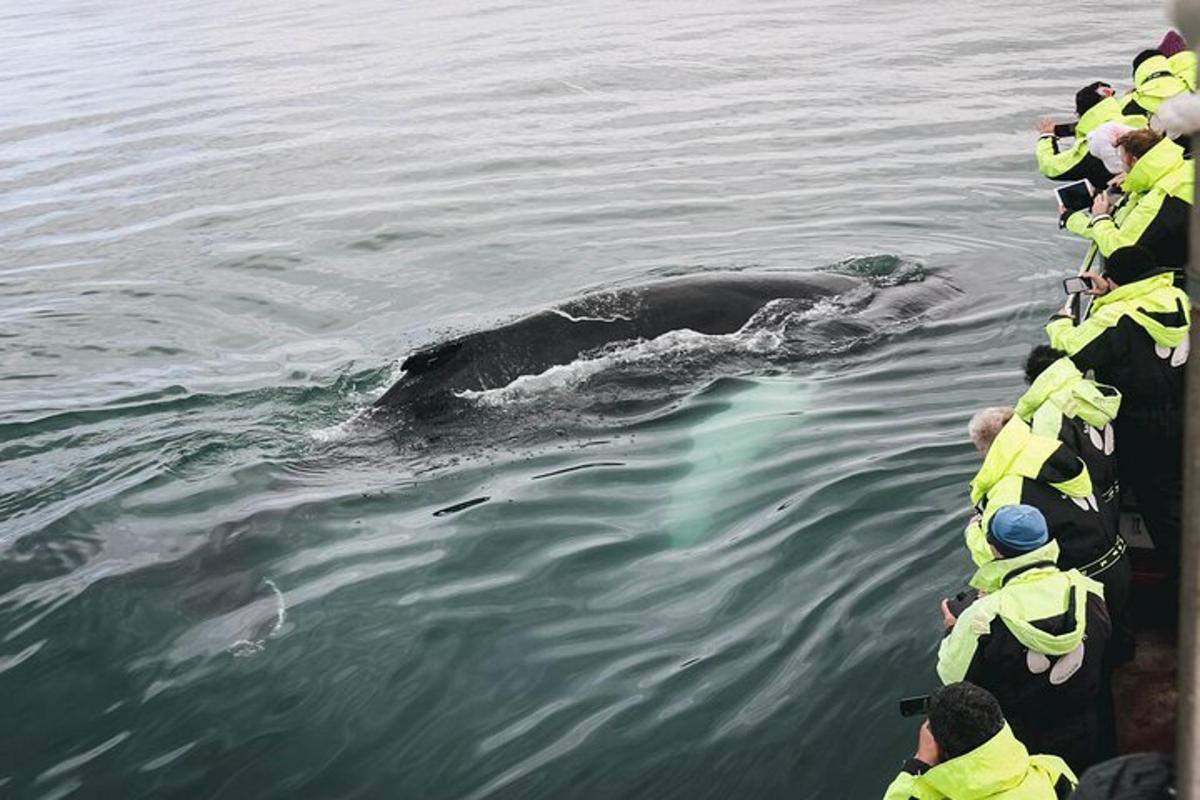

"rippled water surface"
[0, 1, 1169, 797]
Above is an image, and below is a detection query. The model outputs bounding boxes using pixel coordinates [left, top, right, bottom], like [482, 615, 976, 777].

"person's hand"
[1080, 270, 1113, 296]
[940, 598, 958, 630]
[1108, 172, 1127, 189]
[916, 720, 941, 766]
[1091, 191, 1112, 216]
[1037, 116, 1056, 135]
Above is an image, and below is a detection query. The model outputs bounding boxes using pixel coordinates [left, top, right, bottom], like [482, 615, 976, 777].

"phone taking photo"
[1063, 275, 1095, 295]
[899, 695, 931, 718]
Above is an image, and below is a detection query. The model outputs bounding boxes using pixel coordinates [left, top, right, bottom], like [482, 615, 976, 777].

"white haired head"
[968, 406, 1014, 456]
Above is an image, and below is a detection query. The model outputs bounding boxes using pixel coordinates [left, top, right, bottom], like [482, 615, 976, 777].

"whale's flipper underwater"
[662, 377, 813, 547]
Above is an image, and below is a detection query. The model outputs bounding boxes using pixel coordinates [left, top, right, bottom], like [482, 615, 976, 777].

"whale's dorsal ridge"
[401, 339, 465, 375]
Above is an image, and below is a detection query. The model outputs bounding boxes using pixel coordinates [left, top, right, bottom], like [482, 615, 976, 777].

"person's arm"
[1064, 207, 1097, 238]
[936, 604, 989, 684]
[1047, 311, 1127, 373]
[1036, 136, 1092, 180]
[964, 515, 992, 567]
[1084, 189, 1167, 256]
[882, 723, 942, 800]
[1046, 309, 1111, 359]
[882, 769, 933, 800]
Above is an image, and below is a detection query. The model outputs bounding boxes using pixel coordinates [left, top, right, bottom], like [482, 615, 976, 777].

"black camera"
[899, 695, 931, 717]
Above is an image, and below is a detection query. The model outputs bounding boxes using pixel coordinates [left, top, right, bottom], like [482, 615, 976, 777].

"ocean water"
[0, 1, 1169, 797]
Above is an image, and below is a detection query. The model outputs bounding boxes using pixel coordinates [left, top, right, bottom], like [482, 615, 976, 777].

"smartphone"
[1063, 275, 1095, 295]
[899, 695, 931, 718]
[945, 588, 978, 618]
[1054, 179, 1095, 213]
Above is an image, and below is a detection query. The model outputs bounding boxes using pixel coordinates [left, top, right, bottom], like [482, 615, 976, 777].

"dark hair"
[1024, 344, 1066, 384]
[1075, 81, 1111, 116]
[927, 682, 1005, 760]
[1105, 246, 1159, 286]
[1133, 48, 1163, 76]
[1116, 128, 1163, 160]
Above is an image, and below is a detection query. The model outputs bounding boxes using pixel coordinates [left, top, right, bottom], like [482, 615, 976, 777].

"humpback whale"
[374, 271, 865, 417]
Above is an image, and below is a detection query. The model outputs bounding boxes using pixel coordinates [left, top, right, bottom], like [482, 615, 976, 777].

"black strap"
[1079, 536, 1128, 577]
[1146, 69, 1175, 81]
[1000, 560, 1057, 587]
[1055, 773, 1075, 799]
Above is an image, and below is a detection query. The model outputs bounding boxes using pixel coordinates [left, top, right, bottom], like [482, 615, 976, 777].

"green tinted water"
[0, 1, 1165, 797]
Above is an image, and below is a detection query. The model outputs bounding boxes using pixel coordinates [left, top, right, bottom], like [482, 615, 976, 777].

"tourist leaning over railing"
[1064, 130, 1192, 274]
[881, 682, 1077, 800]
[1016, 349, 1122, 538]
[1037, 83, 1146, 190]
[1120, 49, 1192, 118]
[1047, 245, 1191, 583]
[937, 505, 1113, 772]
[963, 410, 1131, 636]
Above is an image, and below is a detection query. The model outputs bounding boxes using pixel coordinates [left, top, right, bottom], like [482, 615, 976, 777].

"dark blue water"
[0, 1, 1165, 797]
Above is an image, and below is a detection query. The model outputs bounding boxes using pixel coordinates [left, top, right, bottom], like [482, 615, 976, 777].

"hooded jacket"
[965, 417, 1114, 576]
[1065, 137, 1193, 269]
[1036, 97, 1146, 188]
[882, 724, 1077, 800]
[1169, 49, 1198, 92]
[938, 542, 1111, 771]
[1014, 359, 1121, 528]
[1120, 54, 1191, 116]
[1046, 271, 1190, 426]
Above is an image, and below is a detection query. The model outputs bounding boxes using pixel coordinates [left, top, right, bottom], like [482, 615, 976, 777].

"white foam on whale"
[456, 294, 857, 408]
[548, 308, 635, 324]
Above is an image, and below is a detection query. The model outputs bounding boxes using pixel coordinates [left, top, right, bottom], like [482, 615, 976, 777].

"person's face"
[1120, 147, 1136, 172]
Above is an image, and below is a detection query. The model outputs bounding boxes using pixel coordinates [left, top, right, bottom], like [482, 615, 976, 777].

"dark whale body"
[375, 271, 864, 416]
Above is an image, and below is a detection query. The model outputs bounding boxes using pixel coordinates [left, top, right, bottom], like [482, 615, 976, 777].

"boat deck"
[1114, 539, 1178, 754]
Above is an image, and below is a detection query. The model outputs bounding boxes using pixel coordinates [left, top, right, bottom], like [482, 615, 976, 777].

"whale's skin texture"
[374, 272, 863, 417]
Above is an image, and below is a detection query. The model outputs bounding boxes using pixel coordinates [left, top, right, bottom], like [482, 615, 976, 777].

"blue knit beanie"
[988, 505, 1049, 556]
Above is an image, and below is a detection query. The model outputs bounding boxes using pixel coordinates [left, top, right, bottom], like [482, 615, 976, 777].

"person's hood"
[1133, 53, 1189, 103]
[1123, 136, 1186, 194]
[922, 724, 1033, 799]
[1135, 54, 1175, 86]
[1092, 271, 1191, 348]
[972, 539, 1060, 593]
[990, 543, 1093, 656]
[1168, 49, 1198, 89]
[1076, 96, 1125, 136]
[1015, 357, 1121, 429]
[970, 417, 1062, 504]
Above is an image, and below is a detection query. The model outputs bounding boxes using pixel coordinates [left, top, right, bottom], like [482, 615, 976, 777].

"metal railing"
[1174, 0, 1200, 794]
